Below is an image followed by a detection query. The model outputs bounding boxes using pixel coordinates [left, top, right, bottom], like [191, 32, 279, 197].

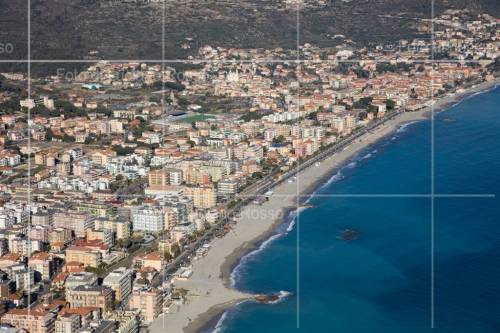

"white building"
[131, 206, 164, 233]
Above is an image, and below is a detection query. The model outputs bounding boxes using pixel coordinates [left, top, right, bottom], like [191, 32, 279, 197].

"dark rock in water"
[339, 229, 360, 241]
[254, 295, 280, 303]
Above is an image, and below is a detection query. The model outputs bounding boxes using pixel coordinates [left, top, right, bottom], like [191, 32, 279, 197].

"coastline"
[149, 77, 500, 333]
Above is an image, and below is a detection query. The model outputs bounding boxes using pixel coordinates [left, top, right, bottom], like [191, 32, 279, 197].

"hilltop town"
[0, 9, 497, 333]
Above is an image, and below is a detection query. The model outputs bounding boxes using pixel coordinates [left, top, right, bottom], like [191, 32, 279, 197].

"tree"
[112, 145, 134, 156]
[386, 99, 396, 110]
[62, 134, 75, 143]
[252, 172, 264, 179]
[272, 135, 286, 145]
[45, 128, 54, 141]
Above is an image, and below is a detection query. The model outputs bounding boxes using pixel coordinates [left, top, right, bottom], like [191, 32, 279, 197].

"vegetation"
[112, 145, 135, 156]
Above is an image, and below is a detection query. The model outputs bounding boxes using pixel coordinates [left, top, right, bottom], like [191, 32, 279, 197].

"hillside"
[0, 0, 498, 74]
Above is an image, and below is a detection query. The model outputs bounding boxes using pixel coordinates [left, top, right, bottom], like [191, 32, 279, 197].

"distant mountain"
[0, 0, 498, 74]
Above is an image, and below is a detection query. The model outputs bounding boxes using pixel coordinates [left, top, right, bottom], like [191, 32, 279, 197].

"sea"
[206, 85, 500, 333]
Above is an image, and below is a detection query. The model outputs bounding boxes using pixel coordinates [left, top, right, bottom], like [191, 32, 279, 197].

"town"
[0, 9, 498, 333]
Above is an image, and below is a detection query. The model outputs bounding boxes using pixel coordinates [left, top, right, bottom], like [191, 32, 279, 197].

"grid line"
[162, 0, 167, 329]
[100, 194, 496, 199]
[0, 59, 486, 64]
[295, 1, 301, 329]
[430, 0, 436, 328]
[27, 0, 32, 317]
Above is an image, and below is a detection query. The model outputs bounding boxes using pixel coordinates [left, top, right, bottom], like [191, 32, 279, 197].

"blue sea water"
[212, 86, 500, 333]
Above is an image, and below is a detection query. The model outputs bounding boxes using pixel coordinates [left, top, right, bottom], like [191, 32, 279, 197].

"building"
[66, 285, 114, 313]
[66, 247, 102, 268]
[102, 267, 133, 302]
[20, 96, 54, 110]
[74, 202, 115, 219]
[29, 252, 54, 281]
[128, 288, 163, 323]
[54, 212, 95, 238]
[131, 207, 164, 233]
[10, 237, 30, 256]
[10, 265, 34, 291]
[148, 168, 169, 188]
[30, 225, 50, 243]
[133, 252, 164, 272]
[58, 307, 100, 329]
[0, 254, 20, 270]
[217, 179, 239, 196]
[49, 228, 73, 249]
[0, 307, 57, 333]
[108, 311, 139, 333]
[90, 150, 117, 166]
[32, 211, 54, 227]
[65, 272, 98, 289]
[94, 218, 130, 240]
[184, 187, 217, 209]
[54, 313, 81, 333]
[86, 229, 114, 247]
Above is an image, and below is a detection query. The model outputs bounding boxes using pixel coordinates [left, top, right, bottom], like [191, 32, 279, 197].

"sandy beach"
[149, 77, 500, 333]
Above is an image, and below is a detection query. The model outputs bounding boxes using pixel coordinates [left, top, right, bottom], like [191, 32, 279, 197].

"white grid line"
[27, 0, 32, 317]
[0, 59, 486, 64]
[162, 0, 167, 329]
[295, 1, 301, 329]
[430, 0, 436, 328]
[103, 194, 496, 199]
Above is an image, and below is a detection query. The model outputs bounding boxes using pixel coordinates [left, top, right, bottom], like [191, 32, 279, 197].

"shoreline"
[149, 77, 500, 333]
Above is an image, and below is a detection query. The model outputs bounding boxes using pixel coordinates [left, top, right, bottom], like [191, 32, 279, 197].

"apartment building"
[107, 311, 139, 333]
[54, 212, 95, 238]
[128, 288, 163, 323]
[29, 252, 54, 281]
[86, 228, 114, 247]
[94, 218, 130, 240]
[66, 285, 114, 313]
[103, 267, 134, 302]
[54, 313, 81, 333]
[66, 246, 102, 268]
[184, 187, 217, 209]
[131, 206, 164, 233]
[1, 307, 57, 333]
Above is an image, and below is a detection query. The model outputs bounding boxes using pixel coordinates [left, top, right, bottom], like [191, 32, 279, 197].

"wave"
[317, 170, 344, 191]
[346, 161, 357, 168]
[210, 291, 292, 332]
[211, 310, 229, 333]
[396, 120, 420, 134]
[210, 300, 248, 333]
[314, 146, 380, 195]
[230, 208, 304, 287]
[443, 83, 500, 111]
[266, 290, 293, 304]
[361, 149, 377, 160]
